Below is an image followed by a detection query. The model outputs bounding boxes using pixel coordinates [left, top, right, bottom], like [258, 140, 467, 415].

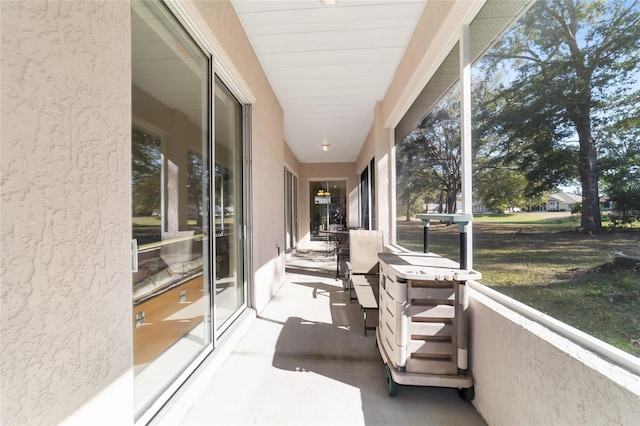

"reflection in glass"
[132, 128, 162, 244]
[284, 169, 298, 251]
[214, 77, 244, 329]
[310, 180, 347, 240]
[131, 1, 211, 419]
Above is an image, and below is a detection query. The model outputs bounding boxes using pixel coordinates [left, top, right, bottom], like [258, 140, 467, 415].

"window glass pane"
[131, 1, 211, 418]
[311, 180, 346, 240]
[284, 169, 297, 251]
[396, 85, 461, 251]
[360, 167, 370, 229]
[395, 0, 640, 358]
[214, 77, 245, 329]
[293, 175, 298, 246]
[370, 157, 376, 229]
[469, 0, 640, 357]
[328, 181, 346, 229]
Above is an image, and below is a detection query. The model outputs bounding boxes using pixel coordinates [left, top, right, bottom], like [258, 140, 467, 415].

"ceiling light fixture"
[321, 142, 330, 151]
[320, 0, 337, 6]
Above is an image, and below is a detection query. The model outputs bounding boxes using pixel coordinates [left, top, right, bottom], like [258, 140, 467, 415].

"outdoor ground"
[396, 212, 640, 357]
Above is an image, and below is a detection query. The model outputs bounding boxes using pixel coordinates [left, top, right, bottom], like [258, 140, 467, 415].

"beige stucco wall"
[382, 1, 478, 129]
[347, 1, 481, 247]
[187, 1, 286, 313]
[1, 0, 288, 423]
[469, 288, 640, 425]
[356, 102, 394, 244]
[284, 142, 302, 176]
[1, 1, 133, 425]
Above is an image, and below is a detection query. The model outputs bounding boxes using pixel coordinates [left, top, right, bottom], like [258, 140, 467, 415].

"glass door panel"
[311, 181, 329, 240]
[284, 169, 298, 251]
[214, 77, 244, 329]
[131, 1, 211, 419]
[360, 167, 370, 229]
[310, 180, 346, 240]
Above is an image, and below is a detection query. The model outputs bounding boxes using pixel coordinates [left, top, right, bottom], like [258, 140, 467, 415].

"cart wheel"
[384, 364, 397, 397]
[457, 385, 475, 402]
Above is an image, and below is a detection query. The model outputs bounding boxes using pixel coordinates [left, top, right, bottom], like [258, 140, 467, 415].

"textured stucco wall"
[353, 103, 394, 244]
[284, 142, 301, 177]
[469, 288, 640, 425]
[373, 103, 394, 244]
[1, 1, 133, 425]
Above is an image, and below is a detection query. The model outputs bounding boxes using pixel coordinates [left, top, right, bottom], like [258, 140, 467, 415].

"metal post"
[460, 24, 473, 270]
[459, 232, 467, 270]
[423, 226, 429, 253]
[459, 221, 468, 270]
[422, 219, 430, 253]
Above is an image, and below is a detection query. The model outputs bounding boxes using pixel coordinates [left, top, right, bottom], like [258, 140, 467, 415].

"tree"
[187, 152, 206, 228]
[409, 90, 463, 214]
[475, 168, 528, 213]
[598, 94, 640, 225]
[479, 0, 640, 233]
[132, 128, 161, 216]
[396, 131, 440, 220]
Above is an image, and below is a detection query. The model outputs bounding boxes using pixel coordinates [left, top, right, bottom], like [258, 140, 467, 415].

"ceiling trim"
[166, 0, 256, 104]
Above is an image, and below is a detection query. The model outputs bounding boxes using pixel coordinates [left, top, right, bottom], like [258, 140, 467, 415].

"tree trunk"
[575, 116, 602, 233]
[446, 191, 457, 214]
[405, 198, 411, 221]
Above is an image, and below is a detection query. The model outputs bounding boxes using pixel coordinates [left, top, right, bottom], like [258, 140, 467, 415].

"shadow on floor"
[270, 277, 485, 426]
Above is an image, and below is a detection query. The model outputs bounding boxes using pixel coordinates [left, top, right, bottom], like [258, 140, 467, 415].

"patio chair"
[345, 229, 383, 335]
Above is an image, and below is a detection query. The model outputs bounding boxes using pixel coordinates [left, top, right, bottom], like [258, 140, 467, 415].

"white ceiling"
[231, 0, 428, 163]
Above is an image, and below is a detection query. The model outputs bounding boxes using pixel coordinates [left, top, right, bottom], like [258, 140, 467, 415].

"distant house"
[542, 192, 582, 211]
[600, 197, 615, 211]
[472, 201, 490, 213]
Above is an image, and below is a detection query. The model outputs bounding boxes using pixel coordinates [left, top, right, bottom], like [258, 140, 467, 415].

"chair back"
[349, 229, 383, 274]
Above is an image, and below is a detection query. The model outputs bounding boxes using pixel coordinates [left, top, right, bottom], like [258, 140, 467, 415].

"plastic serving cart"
[376, 251, 481, 400]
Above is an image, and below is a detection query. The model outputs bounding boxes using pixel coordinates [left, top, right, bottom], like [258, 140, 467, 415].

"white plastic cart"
[376, 251, 481, 400]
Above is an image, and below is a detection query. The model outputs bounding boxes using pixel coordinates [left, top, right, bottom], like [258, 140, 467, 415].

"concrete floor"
[181, 248, 487, 425]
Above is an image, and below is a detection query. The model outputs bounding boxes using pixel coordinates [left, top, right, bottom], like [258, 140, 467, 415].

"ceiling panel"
[231, 0, 427, 163]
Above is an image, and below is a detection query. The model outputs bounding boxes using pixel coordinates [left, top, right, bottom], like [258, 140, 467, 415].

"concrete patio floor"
[180, 247, 487, 425]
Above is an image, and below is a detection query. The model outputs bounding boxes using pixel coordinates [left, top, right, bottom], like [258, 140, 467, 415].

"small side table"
[415, 213, 473, 270]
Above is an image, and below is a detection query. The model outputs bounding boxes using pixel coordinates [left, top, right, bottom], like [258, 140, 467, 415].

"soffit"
[231, 0, 428, 163]
[395, 0, 531, 143]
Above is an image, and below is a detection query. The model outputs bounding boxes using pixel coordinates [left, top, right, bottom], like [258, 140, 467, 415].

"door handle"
[131, 239, 139, 273]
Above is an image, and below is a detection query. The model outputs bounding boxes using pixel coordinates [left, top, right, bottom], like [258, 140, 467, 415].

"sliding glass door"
[131, 0, 211, 418]
[284, 169, 298, 252]
[213, 77, 245, 329]
[131, 2, 248, 421]
[310, 180, 347, 240]
[360, 158, 376, 229]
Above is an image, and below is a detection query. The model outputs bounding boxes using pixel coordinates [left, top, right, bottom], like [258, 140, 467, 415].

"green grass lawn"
[132, 216, 201, 227]
[474, 211, 578, 225]
[397, 213, 640, 357]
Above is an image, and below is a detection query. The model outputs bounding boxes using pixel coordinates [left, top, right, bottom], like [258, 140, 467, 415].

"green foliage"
[188, 152, 206, 226]
[571, 202, 582, 215]
[396, 133, 441, 220]
[475, 0, 640, 233]
[475, 168, 527, 212]
[132, 128, 161, 216]
[598, 92, 640, 227]
[414, 90, 462, 213]
[396, 90, 461, 217]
